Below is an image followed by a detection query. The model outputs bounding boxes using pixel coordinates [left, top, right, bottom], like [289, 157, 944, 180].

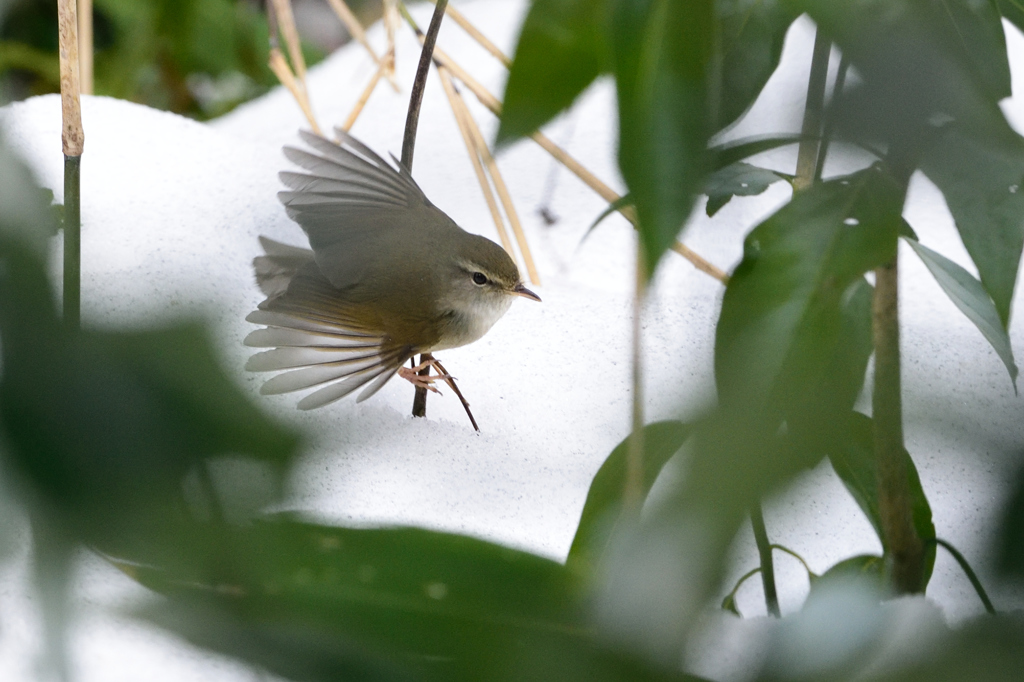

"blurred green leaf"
[567, 421, 693, 577]
[610, 0, 714, 275]
[919, 125, 1024, 328]
[708, 133, 805, 169]
[498, 0, 606, 146]
[810, 554, 884, 593]
[715, 0, 799, 130]
[827, 412, 936, 585]
[584, 193, 634, 242]
[715, 168, 898, 414]
[998, 467, 1024, 580]
[999, 0, 1024, 32]
[134, 518, 596, 682]
[793, 0, 1011, 144]
[905, 235, 1018, 390]
[704, 162, 789, 217]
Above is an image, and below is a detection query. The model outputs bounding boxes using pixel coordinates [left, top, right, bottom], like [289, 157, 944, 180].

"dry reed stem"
[78, 0, 93, 95]
[460, 95, 539, 285]
[341, 64, 384, 132]
[269, 48, 322, 133]
[271, 0, 308, 83]
[437, 66, 515, 257]
[438, 1, 511, 67]
[57, 0, 83, 156]
[383, 0, 400, 84]
[326, 0, 399, 90]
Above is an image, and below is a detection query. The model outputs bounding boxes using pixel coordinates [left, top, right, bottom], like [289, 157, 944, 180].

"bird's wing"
[277, 129, 454, 289]
[244, 259, 418, 408]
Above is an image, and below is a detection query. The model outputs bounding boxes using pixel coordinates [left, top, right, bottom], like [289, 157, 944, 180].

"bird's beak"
[512, 283, 542, 302]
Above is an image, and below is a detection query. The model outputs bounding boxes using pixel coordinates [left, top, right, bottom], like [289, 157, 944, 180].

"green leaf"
[583, 193, 634, 243]
[999, 0, 1024, 33]
[793, 0, 1011, 142]
[905, 236, 1018, 390]
[610, 0, 714, 275]
[567, 421, 693, 576]
[715, 0, 799, 130]
[708, 133, 805, 171]
[919, 125, 1024, 328]
[827, 412, 937, 586]
[810, 554, 885, 594]
[497, 0, 606, 146]
[998, 467, 1024, 579]
[704, 162, 789, 217]
[135, 518, 592, 682]
[715, 169, 900, 414]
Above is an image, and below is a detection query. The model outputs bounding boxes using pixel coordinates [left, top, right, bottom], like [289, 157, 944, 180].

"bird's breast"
[429, 294, 514, 352]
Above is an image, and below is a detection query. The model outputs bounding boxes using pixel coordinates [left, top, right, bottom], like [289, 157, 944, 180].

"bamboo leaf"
[904, 235, 1018, 390]
[704, 162, 789, 217]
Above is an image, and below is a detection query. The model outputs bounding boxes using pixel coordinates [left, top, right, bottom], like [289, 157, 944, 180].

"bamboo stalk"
[77, 0, 92, 95]
[437, 0, 511, 67]
[461, 100, 539, 285]
[793, 29, 831, 191]
[625, 251, 645, 510]
[325, 0, 400, 90]
[268, 48, 322, 134]
[341, 64, 384, 132]
[383, 0, 399, 85]
[58, 0, 83, 332]
[751, 504, 781, 617]
[270, 0, 308, 83]
[437, 66, 516, 257]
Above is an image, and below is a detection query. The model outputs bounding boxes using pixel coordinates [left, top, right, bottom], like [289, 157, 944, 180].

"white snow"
[0, 2, 1022, 681]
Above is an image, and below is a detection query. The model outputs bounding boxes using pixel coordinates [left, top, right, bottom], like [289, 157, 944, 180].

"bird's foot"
[397, 358, 452, 394]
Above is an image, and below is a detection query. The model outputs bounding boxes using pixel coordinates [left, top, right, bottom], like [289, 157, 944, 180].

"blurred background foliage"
[0, 0, 381, 118]
[2, 0, 1024, 681]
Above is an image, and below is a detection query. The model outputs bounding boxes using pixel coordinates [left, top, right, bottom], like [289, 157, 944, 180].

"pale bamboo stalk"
[269, 48, 322, 133]
[341, 65, 384, 132]
[438, 1, 511, 67]
[625, 250, 646, 510]
[325, 0, 399, 90]
[77, 0, 92, 95]
[58, 0, 83, 157]
[383, 0, 399, 84]
[461, 98, 540, 284]
[271, 0, 308, 83]
[437, 66, 516, 258]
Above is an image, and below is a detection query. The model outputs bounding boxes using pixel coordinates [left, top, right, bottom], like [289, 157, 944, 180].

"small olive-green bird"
[244, 129, 540, 409]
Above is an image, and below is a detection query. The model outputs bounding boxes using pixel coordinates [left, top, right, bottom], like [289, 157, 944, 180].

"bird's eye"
[472, 272, 488, 285]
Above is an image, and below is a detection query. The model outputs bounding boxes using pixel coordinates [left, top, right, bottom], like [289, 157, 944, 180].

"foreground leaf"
[904, 235, 1018, 390]
[610, 0, 714, 274]
[704, 162, 789, 217]
[498, 0, 606, 145]
[567, 421, 693, 576]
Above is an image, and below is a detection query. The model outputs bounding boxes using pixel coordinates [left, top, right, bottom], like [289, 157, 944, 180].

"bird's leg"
[430, 359, 479, 432]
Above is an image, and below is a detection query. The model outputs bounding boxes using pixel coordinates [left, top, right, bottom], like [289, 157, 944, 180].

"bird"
[243, 128, 540, 410]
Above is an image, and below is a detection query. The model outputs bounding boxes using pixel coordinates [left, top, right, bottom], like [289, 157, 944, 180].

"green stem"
[933, 538, 996, 614]
[873, 256, 924, 593]
[721, 566, 762, 616]
[814, 52, 849, 181]
[793, 28, 831, 191]
[770, 543, 817, 579]
[751, 503, 780, 617]
[402, 0, 448, 419]
[63, 154, 81, 331]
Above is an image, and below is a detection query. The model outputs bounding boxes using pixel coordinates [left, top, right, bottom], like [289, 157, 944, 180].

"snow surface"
[0, 1, 1023, 680]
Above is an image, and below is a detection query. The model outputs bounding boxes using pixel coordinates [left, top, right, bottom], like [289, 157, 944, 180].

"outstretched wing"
[278, 128, 445, 290]
[244, 248, 418, 409]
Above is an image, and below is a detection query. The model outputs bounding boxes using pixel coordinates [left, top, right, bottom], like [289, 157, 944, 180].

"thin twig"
[341, 64, 384, 132]
[404, 0, 449, 418]
[751, 503, 781, 617]
[78, 0, 93, 95]
[769, 544, 817, 579]
[268, 48, 322, 134]
[383, 0, 400, 85]
[432, 359, 480, 431]
[58, 0, 83, 332]
[325, 0, 400, 90]
[437, 0, 512, 67]
[436, 66, 515, 256]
